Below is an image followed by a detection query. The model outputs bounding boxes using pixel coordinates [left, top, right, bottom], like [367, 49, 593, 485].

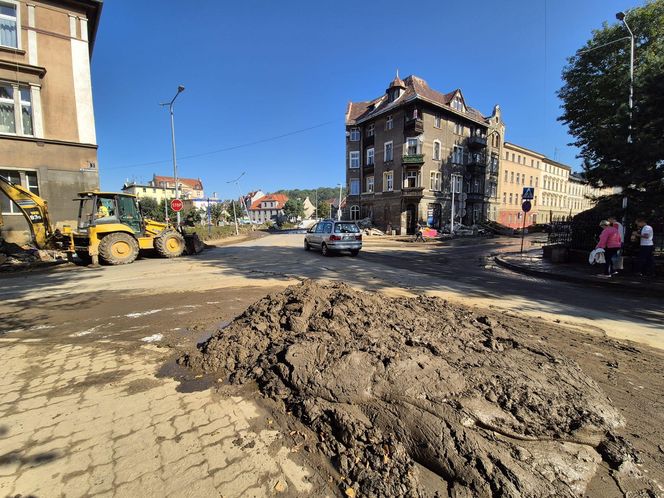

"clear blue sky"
[93, 0, 643, 199]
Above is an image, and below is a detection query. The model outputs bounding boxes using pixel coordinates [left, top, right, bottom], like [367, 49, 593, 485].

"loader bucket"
[183, 233, 205, 255]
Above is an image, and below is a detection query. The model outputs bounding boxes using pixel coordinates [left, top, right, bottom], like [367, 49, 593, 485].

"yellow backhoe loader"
[0, 174, 200, 266]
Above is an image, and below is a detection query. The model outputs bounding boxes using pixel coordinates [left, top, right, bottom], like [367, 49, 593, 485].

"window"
[384, 171, 393, 191]
[534, 196, 537, 206]
[403, 170, 418, 188]
[349, 206, 360, 220]
[509, 193, 513, 204]
[19, 87, 32, 135]
[349, 151, 360, 168]
[430, 171, 441, 191]
[406, 138, 418, 155]
[349, 128, 360, 141]
[510, 172, 514, 183]
[502, 192, 506, 204]
[454, 123, 464, 135]
[433, 140, 441, 160]
[434, 115, 441, 128]
[366, 147, 374, 166]
[490, 182, 497, 197]
[511, 153, 515, 162]
[0, 83, 15, 133]
[531, 159, 534, 167]
[385, 115, 393, 130]
[366, 123, 375, 137]
[1, 169, 38, 214]
[451, 96, 464, 111]
[0, 2, 18, 49]
[504, 170, 508, 182]
[366, 176, 374, 193]
[350, 179, 360, 195]
[516, 173, 520, 184]
[452, 145, 464, 164]
[529, 176, 533, 186]
[505, 150, 509, 160]
[384, 141, 393, 162]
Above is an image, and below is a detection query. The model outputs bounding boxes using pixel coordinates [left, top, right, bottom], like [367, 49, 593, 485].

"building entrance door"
[405, 204, 417, 235]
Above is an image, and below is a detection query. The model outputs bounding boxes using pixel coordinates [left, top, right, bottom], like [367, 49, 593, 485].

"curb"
[494, 254, 661, 297]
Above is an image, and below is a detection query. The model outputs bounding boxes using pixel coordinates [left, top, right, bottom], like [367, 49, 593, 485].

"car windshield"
[334, 223, 359, 234]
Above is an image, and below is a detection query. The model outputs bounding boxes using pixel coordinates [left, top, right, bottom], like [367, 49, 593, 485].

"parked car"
[304, 219, 362, 256]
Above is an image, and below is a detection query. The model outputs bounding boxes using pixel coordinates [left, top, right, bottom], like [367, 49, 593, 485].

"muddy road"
[1, 233, 663, 496]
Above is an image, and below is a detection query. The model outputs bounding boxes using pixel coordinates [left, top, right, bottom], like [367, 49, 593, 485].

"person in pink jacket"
[596, 220, 622, 277]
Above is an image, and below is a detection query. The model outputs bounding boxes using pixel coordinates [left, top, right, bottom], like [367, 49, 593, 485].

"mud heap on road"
[182, 281, 629, 497]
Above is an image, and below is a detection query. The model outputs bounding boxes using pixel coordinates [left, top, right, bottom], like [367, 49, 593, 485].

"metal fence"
[547, 220, 664, 255]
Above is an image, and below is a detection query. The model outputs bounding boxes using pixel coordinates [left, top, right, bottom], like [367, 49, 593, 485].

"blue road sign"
[522, 187, 534, 200]
[522, 200, 532, 213]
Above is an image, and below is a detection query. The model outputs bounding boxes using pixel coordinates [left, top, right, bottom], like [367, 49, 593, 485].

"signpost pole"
[450, 175, 456, 236]
[207, 197, 211, 238]
[231, 200, 239, 236]
[520, 210, 527, 253]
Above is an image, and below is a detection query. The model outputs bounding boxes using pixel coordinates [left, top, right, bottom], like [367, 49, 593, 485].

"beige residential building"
[496, 142, 545, 228]
[0, 0, 102, 242]
[568, 174, 615, 217]
[121, 175, 205, 204]
[540, 158, 572, 222]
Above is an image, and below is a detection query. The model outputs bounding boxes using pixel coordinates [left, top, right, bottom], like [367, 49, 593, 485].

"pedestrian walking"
[632, 217, 655, 276]
[608, 216, 625, 272]
[596, 220, 622, 277]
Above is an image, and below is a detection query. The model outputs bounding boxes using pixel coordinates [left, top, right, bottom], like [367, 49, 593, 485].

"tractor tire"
[155, 230, 185, 258]
[98, 232, 139, 265]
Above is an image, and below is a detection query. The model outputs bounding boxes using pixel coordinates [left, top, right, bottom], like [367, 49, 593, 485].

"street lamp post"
[616, 11, 634, 144]
[160, 85, 185, 226]
[337, 183, 342, 221]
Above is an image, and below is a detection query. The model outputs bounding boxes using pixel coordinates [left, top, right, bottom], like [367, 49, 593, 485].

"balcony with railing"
[404, 117, 424, 134]
[467, 133, 487, 149]
[402, 140, 425, 164]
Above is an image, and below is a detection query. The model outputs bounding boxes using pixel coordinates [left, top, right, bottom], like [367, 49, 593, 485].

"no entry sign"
[170, 199, 183, 212]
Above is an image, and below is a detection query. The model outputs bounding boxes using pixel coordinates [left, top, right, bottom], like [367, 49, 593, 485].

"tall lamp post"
[616, 11, 634, 144]
[337, 183, 342, 221]
[160, 85, 185, 226]
[616, 10, 635, 234]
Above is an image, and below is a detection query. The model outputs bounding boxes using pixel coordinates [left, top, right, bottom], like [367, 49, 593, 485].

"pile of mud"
[181, 281, 627, 497]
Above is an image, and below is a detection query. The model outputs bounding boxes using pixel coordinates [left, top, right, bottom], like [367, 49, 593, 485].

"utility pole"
[227, 172, 252, 227]
[337, 183, 342, 221]
[160, 85, 185, 226]
[231, 200, 239, 235]
[314, 189, 318, 220]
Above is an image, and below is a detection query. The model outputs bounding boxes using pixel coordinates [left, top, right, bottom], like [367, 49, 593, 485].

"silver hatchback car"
[304, 219, 362, 256]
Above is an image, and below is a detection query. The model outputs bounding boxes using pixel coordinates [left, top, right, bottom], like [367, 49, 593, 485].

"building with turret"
[345, 73, 503, 234]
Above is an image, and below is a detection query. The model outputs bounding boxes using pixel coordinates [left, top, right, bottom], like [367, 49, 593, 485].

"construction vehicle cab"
[73, 192, 185, 265]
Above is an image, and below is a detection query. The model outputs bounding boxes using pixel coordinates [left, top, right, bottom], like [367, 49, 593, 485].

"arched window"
[350, 205, 360, 220]
[433, 140, 441, 160]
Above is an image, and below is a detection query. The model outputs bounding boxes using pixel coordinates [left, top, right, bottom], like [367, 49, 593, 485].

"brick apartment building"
[345, 73, 504, 234]
[0, 0, 102, 242]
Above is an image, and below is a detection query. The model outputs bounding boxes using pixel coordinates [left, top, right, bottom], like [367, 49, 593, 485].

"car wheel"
[304, 239, 311, 251]
[350, 249, 360, 257]
[321, 243, 330, 257]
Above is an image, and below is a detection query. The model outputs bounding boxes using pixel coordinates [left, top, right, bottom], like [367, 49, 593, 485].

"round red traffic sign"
[170, 199, 183, 212]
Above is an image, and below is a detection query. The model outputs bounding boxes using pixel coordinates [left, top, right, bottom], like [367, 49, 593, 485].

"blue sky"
[92, 0, 643, 199]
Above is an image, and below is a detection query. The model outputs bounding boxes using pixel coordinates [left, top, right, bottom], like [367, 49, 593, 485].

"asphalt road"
[1, 232, 662, 349]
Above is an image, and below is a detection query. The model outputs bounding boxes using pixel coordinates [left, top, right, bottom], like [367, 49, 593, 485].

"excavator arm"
[0, 174, 55, 249]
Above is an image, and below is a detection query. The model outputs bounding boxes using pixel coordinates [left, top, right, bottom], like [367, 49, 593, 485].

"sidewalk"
[495, 250, 664, 296]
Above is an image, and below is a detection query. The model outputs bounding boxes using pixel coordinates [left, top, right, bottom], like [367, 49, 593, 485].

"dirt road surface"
[1, 233, 663, 497]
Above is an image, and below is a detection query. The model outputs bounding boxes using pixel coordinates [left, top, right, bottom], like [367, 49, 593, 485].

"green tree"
[317, 201, 330, 219]
[283, 198, 305, 220]
[184, 207, 203, 226]
[209, 203, 227, 225]
[138, 197, 166, 222]
[558, 1, 664, 216]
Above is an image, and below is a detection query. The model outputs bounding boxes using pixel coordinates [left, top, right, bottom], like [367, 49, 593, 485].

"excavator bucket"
[183, 232, 205, 255]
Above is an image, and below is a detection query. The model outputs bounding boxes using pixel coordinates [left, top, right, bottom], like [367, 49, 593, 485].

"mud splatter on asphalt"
[181, 281, 640, 497]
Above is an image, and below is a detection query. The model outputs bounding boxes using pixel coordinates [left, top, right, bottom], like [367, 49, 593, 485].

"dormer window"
[389, 88, 401, 102]
[452, 96, 464, 112]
